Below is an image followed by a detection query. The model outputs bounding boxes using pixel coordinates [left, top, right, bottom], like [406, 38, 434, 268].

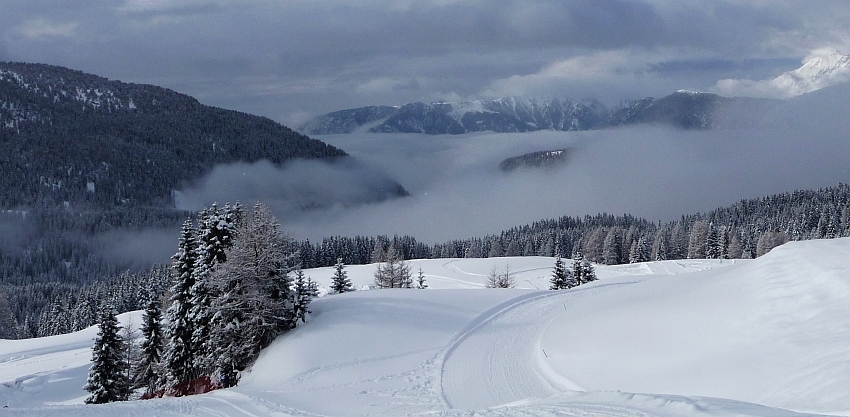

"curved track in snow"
[440, 282, 635, 410]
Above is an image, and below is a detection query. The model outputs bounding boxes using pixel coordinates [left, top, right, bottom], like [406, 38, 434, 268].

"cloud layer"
[3, 1, 850, 124]
[236, 82, 850, 243]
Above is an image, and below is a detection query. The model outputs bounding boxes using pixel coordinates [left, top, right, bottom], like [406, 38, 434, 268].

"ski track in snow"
[440, 281, 638, 410]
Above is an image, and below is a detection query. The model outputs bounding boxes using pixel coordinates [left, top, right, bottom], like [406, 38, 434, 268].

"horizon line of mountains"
[299, 92, 784, 135]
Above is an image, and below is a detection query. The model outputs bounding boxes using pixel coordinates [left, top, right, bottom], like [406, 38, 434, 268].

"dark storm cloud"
[3, 1, 849, 124]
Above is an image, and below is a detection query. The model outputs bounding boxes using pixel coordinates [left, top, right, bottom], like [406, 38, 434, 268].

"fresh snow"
[2, 239, 850, 416]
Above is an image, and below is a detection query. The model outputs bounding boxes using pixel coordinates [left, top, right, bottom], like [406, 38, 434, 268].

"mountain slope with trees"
[0, 62, 348, 209]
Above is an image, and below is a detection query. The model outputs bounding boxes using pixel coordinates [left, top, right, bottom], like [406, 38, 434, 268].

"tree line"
[3, 183, 849, 340]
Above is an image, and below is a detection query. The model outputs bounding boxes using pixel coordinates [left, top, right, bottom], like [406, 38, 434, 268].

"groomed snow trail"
[440, 282, 633, 410]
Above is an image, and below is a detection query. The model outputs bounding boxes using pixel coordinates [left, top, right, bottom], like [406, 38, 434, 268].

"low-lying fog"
[177, 83, 850, 245]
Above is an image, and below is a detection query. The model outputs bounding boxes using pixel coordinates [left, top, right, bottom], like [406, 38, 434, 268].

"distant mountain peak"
[772, 50, 850, 97]
[714, 49, 850, 99]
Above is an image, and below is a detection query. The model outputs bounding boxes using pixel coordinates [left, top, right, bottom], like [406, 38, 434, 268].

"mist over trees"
[4, 183, 850, 341]
[291, 183, 850, 269]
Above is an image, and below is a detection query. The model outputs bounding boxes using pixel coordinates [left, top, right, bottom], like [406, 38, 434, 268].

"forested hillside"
[0, 62, 397, 339]
[0, 62, 346, 209]
[296, 183, 850, 268]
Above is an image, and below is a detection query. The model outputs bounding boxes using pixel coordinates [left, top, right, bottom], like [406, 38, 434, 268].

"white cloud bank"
[714, 48, 850, 99]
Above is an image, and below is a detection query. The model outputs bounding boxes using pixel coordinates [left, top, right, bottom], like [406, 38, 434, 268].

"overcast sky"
[2, 0, 849, 126]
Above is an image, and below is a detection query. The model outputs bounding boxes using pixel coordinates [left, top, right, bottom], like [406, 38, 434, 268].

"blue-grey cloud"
[3, 1, 850, 124]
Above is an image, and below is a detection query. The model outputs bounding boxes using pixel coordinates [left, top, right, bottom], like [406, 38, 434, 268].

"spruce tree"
[207, 202, 297, 387]
[292, 268, 314, 325]
[188, 203, 240, 371]
[572, 252, 585, 285]
[136, 299, 164, 393]
[549, 254, 571, 290]
[164, 219, 198, 385]
[84, 306, 129, 404]
[582, 257, 598, 283]
[571, 251, 596, 285]
[416, 267, 428, 289]
[330, 258, 354, 294]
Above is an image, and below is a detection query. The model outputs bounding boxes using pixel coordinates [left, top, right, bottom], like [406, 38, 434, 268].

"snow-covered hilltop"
[3, 238, 850, 416]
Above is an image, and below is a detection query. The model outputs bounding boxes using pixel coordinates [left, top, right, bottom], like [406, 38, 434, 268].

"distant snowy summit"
[716, 50, 850, 99]
[301, 92, 780, 135]
[776, 50, 850, 97]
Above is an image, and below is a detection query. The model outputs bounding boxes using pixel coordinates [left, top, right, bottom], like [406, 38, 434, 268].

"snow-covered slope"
[3, 239, 850, 416]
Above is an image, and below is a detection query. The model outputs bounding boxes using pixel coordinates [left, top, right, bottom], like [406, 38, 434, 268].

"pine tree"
[485, 264, 516, 288]
[330, 258, 354, 294]
[292, 268, 314, 325]
[164, 219, 198, 385]
[549, 254, 571, 290]
[373, 246, 412, 288]
[371, 240, 386, 263]
[582, 258, 598, 283]
[416, 267, 428, 289]
[188, 203, 240, 371]
[651, 229, 667, 261]
[629, 236, 649, 264]
[727, 229, 744, 259]
[571, 251, 597, 285]
[688, 221, 708, 259]
[602, 228, 622, 265]
[206, 202, 296, 387]
[136, 299, 164, 394]
[84, 306, 129, 404]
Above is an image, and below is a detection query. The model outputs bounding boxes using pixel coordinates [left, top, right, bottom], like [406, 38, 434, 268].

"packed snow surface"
[2, 238, 850, 416]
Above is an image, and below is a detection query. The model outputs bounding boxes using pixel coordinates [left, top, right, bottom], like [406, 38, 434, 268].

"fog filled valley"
[182, 81, 850, 244]
[2, 58, 850, 416]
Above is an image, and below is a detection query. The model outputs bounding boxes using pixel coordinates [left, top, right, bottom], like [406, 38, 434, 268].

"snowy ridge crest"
[301, 95, 608, 134]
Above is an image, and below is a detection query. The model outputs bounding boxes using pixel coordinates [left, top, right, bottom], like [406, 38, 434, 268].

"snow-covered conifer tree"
[688, 221, 708, 259]
[416, 267, 428, 289]
[291, 268, 315, 325]
[136, 298, 164, 393]
[582, 258, 598, 283]
[164, 219, 197, 385]
[330, 258, 354, 294]
[207, 202, 296, 387]
[373, 246, 412, 288]
[84, 306, 129, 404]
[629, 236, 649, 264]
[189, 203, 240, 371]
[571, 251, 596, 285]
[549, 254, 571, 290]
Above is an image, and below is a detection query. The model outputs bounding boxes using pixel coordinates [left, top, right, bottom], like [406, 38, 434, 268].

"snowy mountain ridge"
[774, 50, 850, 97]
[300, 91, 782, 134]
[300, 95, 608, 135]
